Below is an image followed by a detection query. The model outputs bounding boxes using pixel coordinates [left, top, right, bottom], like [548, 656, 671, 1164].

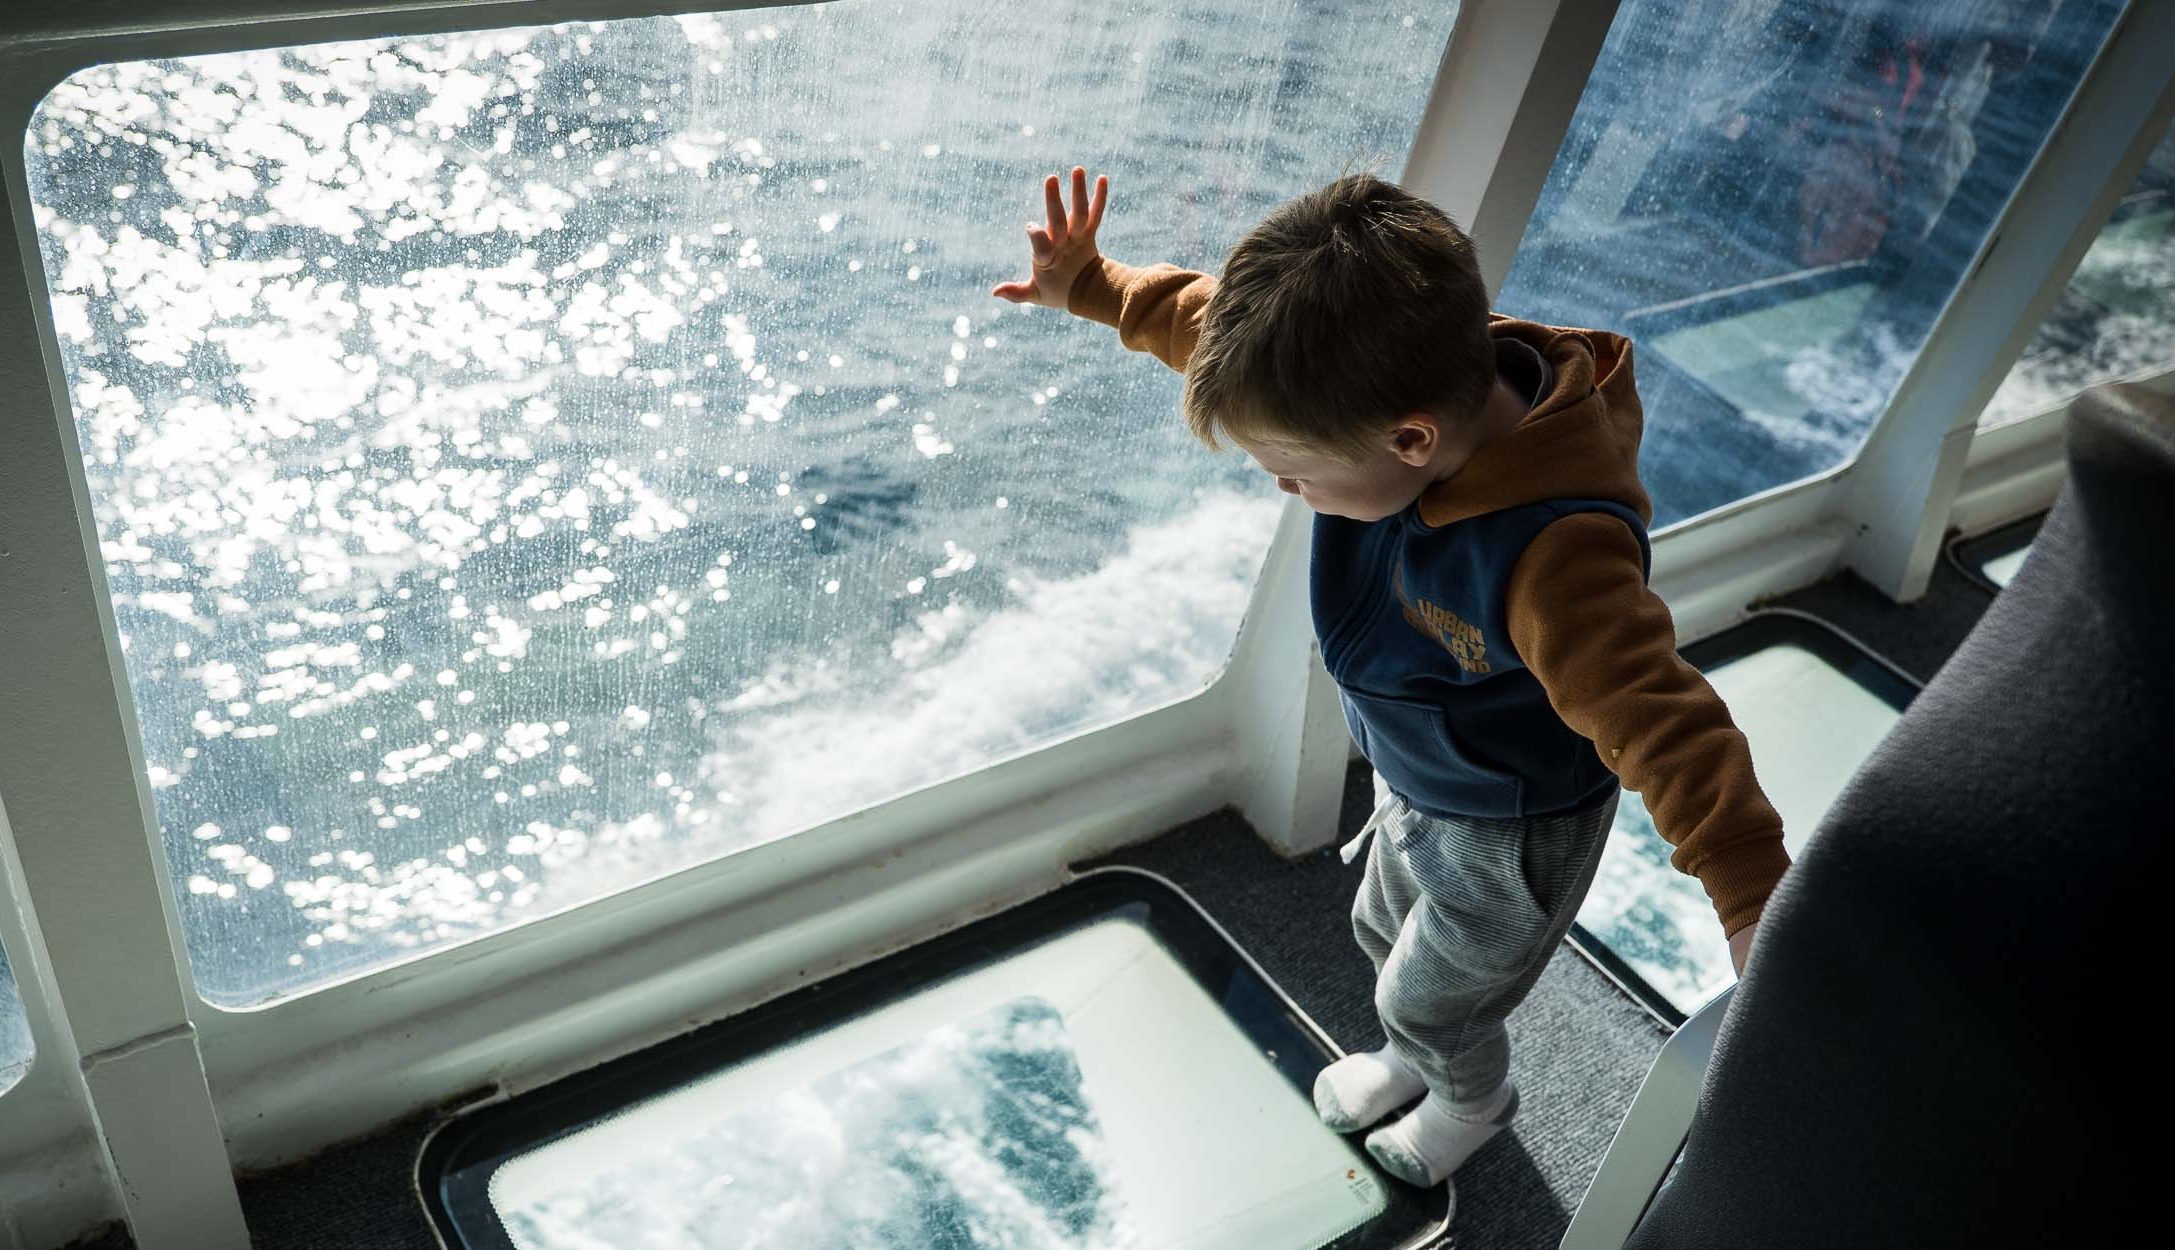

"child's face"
[1237, 414, 1479, 522]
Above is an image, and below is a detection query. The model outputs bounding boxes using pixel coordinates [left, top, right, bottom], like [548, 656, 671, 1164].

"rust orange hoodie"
[1070, 258, 1789, 935]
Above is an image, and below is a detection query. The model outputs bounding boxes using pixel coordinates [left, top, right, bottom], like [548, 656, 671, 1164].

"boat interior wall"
[0, 2, 2170, 1248]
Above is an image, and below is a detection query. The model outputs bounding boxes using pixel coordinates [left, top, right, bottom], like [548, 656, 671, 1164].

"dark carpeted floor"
[1757, 560, 1998, 684]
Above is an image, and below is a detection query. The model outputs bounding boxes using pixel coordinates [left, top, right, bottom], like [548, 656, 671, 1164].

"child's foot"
[1313, 1046, 1427, 1132]
[1363, 1082, 1519, 1188]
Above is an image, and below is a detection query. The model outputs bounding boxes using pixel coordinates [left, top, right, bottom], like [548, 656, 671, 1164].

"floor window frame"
[417, 867, 1454, 1250]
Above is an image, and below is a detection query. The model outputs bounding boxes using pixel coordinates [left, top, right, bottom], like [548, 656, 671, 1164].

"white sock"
[1363, 1082, 1519, 1188]
[1312, 1046, 1427, 1132]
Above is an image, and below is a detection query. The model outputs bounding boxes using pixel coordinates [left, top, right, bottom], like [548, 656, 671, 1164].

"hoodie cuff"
[1067, 256, 1142, 327]
[1698, 833, 1792, 937]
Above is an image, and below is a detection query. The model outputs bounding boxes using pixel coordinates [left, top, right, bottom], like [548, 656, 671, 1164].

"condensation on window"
[0, 944, 30, 1092]
[1981, 121, 2175, 429]
[1497, 0, 2125, 527]
[26, 3, 1460, 1005]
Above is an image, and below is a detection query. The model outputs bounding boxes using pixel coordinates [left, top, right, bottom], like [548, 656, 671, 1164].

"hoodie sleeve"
[1505, 512, 1790, 935]
[1066, 257, 1217, 373]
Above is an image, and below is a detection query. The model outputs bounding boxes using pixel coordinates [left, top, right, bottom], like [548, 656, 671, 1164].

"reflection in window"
[1981, 122, 2175, 428]
[27, 3, 1460, 1004]
[485, 920, 1385, 1250]
[1498, 0, 2123, 526]
[1, 946, 30, 1094]
[1578, 631, 1906, 1014]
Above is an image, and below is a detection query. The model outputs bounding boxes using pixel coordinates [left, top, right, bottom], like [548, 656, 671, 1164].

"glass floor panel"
[1951, 515, 2044, 592]
[1571, 614, 1917, 1022]
[424, 872, 1442, 1250]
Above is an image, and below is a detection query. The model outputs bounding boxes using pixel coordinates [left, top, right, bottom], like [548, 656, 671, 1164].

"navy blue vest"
[1313, 497, 1650, 819]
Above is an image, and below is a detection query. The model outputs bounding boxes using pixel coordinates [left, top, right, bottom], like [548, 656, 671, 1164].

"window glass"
[26, 2, 1460, 1005]
[486, 919, 1386, 1249]
[1498, 0, 2124, 527]
[1980, 121, 2175, 428]
[0, 946, 30, 1094]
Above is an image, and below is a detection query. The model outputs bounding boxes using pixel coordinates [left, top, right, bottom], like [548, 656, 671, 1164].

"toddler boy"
[993, 168, 1787, 1195]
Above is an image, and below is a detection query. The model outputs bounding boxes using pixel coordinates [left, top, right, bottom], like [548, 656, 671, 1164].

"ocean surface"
[3, 0, 2148, 1045]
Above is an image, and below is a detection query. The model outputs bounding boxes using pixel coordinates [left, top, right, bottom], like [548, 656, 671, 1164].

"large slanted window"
[1981, 120, 2175, 428]
[26, 3, 1463, 1006]
[1496, 0, 2124, 527]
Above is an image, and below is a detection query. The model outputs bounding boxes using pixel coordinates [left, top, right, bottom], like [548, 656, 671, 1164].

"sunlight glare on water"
[26, 2, 1459, 1005]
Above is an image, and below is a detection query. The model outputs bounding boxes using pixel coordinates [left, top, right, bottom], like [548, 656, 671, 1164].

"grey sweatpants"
[1348, 770, 1617, 1104]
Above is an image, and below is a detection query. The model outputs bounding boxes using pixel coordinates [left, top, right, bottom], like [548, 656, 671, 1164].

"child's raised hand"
[991, 166, 1108, 310]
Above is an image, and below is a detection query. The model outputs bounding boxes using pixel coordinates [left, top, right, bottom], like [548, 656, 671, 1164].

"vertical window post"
[1223, 0, 1622, 855]
[1401, 0, 1623, 300]
[0, 149, 250, 1249]
[1840, 2, 2175, 601]
[1227, 499, 1351, 856]
[0, 807, 115, 1250]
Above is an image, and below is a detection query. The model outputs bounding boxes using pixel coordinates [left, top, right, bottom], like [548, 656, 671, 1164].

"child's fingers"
[1026, 224, 1055, 261]
[1070, 166, 1088, 230]
[1088, 174, 1108, 233]
[990, 281, 1031, 302]
[1043, 175, 1067, 243]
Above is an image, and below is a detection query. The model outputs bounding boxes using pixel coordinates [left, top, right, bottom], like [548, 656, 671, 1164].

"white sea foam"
[466, 489, 1279, 925]
[697, 490, 1278, 835]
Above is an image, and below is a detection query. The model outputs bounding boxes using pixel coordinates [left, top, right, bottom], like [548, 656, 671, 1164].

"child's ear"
[1391, 414, 1439, 465]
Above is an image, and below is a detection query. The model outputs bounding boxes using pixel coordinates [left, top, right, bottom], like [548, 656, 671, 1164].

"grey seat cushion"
[1626, 383, 2174, 1249]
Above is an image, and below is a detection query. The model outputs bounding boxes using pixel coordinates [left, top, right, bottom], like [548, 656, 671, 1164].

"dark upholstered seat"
[1624, 383, 2174, 1249]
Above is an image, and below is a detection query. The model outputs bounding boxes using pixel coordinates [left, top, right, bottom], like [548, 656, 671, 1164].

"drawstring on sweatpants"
[1340, 799, 1393, 865]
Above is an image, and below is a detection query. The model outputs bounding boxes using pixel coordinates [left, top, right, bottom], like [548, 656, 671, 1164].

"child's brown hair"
[1183, 173, 1495, 463]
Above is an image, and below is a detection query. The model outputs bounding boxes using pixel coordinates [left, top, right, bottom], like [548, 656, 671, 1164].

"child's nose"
[1276, 477, 1301, 496]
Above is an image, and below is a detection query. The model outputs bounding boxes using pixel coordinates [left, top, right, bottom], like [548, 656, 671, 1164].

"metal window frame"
[0, 106, 255, 1250]
[0, 1, 2162, 1247]
[1953, 364, 2175, 543]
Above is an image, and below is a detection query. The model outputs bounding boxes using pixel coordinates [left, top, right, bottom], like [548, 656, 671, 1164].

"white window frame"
[1, 3, 2167, 1248]
[1953, 357, 2175, 543]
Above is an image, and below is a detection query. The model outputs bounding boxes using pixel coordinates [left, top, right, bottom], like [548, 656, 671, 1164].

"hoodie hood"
[1415, 315, 1652, 527]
